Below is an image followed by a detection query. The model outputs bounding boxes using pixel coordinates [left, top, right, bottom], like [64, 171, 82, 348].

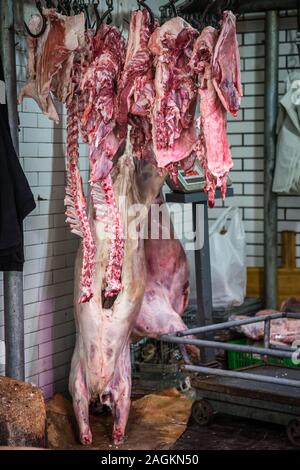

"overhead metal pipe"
[238, 0, 299, 12]
[1, 0, 25, 381]
[179, 0, 299, 15]
[264, 10, 279, 309]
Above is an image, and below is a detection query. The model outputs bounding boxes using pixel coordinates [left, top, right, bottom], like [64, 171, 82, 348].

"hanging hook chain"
[169, 0, 177, 17]
[73, 0, 80, 14]
[103, 0, 114, 25]
[24, 1, 47, 37]
[159, 0, 177, 21]
[45, 0, 54, 8]
[137, 0, 155, 26]
[35, 0, 43, 12]
[296, 0, 300, 61]
[58, 0, 70, 15]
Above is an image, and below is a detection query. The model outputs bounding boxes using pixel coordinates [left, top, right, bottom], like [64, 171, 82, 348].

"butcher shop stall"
[0, 0, 300, 454]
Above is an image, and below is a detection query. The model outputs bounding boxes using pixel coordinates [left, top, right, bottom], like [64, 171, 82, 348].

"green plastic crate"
[227, 338, 300, 370]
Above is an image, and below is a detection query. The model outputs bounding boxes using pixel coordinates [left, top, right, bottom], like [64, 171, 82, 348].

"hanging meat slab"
[69, 156, 166, 445]
[18, 9, 85, 123]
[116, 9, 157, 163]
[190, 11, 242, 207]
[212, 10, 242, 117]
[148, 17, 198, 169]
[79, 24, 127, 298]
[69, 155, 196, 445]
[81, 23, 127, 181]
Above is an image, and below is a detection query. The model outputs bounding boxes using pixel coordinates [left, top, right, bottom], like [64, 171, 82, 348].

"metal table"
[191, 365, 300, 448]
[160, 311, 300, 447]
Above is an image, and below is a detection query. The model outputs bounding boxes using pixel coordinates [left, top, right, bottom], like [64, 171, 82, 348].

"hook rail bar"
[179, 0, 300, 15]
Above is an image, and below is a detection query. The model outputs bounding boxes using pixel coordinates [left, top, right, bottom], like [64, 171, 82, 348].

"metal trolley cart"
[161, 312, 300, 447]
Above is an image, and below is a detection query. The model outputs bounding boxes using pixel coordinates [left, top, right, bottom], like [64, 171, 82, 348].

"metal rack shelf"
[160, 311, 300, 446]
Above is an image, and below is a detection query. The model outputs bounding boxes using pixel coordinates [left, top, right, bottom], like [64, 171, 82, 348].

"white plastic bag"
[209, 206, 246, 309]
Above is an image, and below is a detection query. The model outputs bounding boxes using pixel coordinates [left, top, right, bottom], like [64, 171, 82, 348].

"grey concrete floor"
[173, 415, 298, 450]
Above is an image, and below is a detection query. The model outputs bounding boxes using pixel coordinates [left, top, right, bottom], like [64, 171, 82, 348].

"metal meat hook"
[94, 0, 114, 34]
[24, 1, 47, 38]
[169, 0, 178, 17]
[81, 0, 93, 29]
[72, 0, 81, 14]
[159, 0, 178, 22]
[199, 0, 238, 30]
[101, 0, 114, 24]
[296, 0, 300, 61]
[61, 0, 72, 15]
[137, 0, 155, 26]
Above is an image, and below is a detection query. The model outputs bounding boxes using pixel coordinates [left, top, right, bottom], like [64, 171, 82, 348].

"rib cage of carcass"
[18, 7, 242, 445]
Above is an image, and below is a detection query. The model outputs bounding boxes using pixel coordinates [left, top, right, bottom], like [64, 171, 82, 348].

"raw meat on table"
[232, 310, 300, 346]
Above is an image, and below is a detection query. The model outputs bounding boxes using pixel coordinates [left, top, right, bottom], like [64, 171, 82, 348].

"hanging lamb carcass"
[19, 4, 241, 445]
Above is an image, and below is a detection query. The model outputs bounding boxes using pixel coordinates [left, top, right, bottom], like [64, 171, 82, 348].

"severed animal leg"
[69, 356, 92, 445]
[102, 343, 132, 445]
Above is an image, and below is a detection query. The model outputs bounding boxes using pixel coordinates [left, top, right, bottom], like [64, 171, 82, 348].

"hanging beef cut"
[148, 17, 198, 169]
[190, 11, 242, 207]
[116, 9, 157, 162]
[18, 9, 94, 302]
[69, 155, 166, 445]
[18, 9, 85, 123]
[79, 24, 127, 298]
[212, 11, 242, 117]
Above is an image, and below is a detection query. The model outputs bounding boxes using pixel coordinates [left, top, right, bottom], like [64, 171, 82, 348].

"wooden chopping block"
[247, 231, 300, 308]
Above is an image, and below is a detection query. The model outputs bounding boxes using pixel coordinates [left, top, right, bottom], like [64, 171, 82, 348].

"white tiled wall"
[1, 4, 300, 396]
[209, 12, 300, 269]
[0, 0, 89, 398]
[0, 0, 138, 398]
[167, 11, 300, 300]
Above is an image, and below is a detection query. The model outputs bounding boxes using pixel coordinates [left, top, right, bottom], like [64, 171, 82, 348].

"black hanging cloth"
[0, 54, 36, 271]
